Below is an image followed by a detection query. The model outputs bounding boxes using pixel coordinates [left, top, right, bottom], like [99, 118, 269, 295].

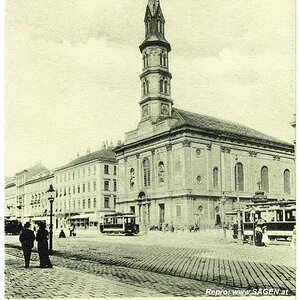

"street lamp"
[235, 156, 243, 244]
[46, 184, 55, 253]
[250, 207, 256, 245]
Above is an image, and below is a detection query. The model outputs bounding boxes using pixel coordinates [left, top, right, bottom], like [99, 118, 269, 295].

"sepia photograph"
[4, 0, 296, 298]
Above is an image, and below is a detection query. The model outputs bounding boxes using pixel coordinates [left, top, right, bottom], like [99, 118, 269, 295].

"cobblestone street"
[5, 229, 296, 298]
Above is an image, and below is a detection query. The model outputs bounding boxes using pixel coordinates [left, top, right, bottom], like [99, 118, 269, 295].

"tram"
[242, 200, 296, 241]
[100, 213, 139, 235]
[5, 218, 22, 235]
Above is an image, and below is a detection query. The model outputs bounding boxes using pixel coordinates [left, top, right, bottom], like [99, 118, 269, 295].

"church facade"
[115, 0, 295, 230]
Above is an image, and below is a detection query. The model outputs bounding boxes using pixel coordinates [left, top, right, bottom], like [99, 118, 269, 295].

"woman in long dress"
[36, 223, 53, 268]
[261, 225, 269, 247]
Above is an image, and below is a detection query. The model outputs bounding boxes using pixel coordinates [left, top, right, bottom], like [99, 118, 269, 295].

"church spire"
[139, 0, 173, 121]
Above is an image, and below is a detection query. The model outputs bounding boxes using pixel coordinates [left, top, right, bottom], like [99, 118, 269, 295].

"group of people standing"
[19, 222, 52, 268]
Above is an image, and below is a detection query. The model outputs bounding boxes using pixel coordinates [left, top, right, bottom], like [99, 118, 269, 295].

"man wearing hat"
[19, 222, 35, 268]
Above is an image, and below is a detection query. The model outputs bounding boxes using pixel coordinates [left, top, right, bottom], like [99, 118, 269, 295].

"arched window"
[160, 79, 164, 93]
[164, 80, 168, 94]
[213, 167, 219, 188]
[235, 162, 244, 191]
[158, 161, 165, 183]
[284, 169, 291, 194]
[146, 80, 149, 94]
[143, 158, 151, 187]
[143, 82, 146, 95]
[261, 166, 269, 193]
[143, 55, 146, 68]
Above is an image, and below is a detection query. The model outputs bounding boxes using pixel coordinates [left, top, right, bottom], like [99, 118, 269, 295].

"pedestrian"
[59, 228, 66, 238]
[19, 222, 35, 268]
[255, 224, 263, 246]
[36, 223, 53, 268]
[261, 225, 269, 246]
[69, 223, 74, 237]
[290, 225, 296, 248]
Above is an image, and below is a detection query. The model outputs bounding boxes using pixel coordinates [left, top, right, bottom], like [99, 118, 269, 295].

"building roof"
[15, 162, 48, 180]
[170, 108, 293, 149]
[56, 148, 116, 171]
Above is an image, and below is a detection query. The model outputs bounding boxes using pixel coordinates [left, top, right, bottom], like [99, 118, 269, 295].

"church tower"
[139, 0, 173, 121]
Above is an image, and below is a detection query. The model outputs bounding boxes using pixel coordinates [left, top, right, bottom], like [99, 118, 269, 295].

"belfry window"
[261, 166, 269, 193]
[143, 158, 151, 187]
[160, 53, 163, 66]
[284, 169, 291, 194]
[164, 80, 168, 94]
[160, 79, 164, 93]
[235, 162, 244, 192]
[163, 54, 168, 67]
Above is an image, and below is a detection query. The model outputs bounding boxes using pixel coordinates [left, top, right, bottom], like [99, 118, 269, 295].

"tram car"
[100, 213, 139, 235]
[5, 218, 22, 235]
[242, 200, 296, 241]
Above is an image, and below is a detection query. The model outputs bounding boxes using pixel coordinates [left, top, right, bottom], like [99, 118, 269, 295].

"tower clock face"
[161, 104, 169, 116]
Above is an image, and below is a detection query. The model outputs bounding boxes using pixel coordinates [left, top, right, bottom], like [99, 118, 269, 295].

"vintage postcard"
[4, 0, 296, 298]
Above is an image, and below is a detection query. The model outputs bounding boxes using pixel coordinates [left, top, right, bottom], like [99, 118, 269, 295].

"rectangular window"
[93, 181, 97, 191]
[104, 180, 109, 191]
[82, 199, 86, 209]
[72, 172, 75, 180]
[93, 197, 97, 208]
[88, 167, 91, 176]
[113, 180, 117, 192]
[93, 165, 96, 175]
[88, 182, 91, 192]
[82, 183, 86, 193]
[176, 205, 182, 217]
[73, 185, 75, 194]
[88, 198, 91, 209]
[73, 199, 76, 210]
[104, 197, 110, 208]
[114, 166, 117, 175]
[104, 165, 109, 175]
[77, 199, 81, 209]
[64, 187, 66, 196]
[78, 185, 80, 193]
[68, 187, 71, 195]
[77, 169, 80, 178]
[68, 172, 71, 181]
[114, 197, 117, 209]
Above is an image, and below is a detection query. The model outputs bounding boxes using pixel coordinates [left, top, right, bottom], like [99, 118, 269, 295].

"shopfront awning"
[69, 213, 99, 222]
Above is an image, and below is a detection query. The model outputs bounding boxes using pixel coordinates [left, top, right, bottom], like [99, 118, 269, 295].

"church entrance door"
[159, 203, 165, 229]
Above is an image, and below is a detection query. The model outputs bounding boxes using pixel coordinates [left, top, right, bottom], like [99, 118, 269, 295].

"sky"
[4, 0, 295, 177]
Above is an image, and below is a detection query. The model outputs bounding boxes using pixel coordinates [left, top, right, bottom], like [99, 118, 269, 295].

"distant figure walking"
[36, 223, 53, 268]
[59, 228, 66, 238]
[255, 225, 263, 246]
[19, 222, 35, 268]
[261, 225, 269, 246]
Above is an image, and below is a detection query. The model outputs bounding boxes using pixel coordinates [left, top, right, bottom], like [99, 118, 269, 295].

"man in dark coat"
[19, 222, 35, 268]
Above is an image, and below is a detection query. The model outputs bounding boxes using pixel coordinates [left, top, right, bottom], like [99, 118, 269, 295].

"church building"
[115, 0, 295, 231]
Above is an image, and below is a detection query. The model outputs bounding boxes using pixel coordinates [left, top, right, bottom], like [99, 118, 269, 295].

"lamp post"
[235, 156, 243, 244]
[46, 184, 55, 253]
[250, 207, 256, 246]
